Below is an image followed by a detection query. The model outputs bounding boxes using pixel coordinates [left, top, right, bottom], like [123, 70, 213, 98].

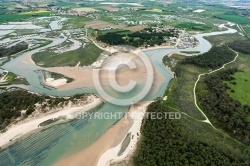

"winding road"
[193, 49, 239, 128]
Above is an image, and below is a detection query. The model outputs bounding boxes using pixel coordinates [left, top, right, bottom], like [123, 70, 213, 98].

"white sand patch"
[0, 74, 7, 83]
[46, 78, 67, 87]
[75, 61, 81, 67]
[163, 96, 168, 101]
[227, 22, 235, 27]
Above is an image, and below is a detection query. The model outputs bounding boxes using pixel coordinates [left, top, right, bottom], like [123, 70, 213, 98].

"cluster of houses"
[149, 26, 181, 34]
[171, 31, 198, 49]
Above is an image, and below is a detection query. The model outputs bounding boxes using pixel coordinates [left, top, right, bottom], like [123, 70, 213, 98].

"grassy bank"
[32, 43, 103, 67]
[162, 54, 206, 120]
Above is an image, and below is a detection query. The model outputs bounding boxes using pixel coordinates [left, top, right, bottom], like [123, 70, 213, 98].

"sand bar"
[54, 102, 151, 166]
[97, 102, 151, 166]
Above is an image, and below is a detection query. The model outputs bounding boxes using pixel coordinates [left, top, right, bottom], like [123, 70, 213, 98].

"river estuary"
[0, 24, 237, 166]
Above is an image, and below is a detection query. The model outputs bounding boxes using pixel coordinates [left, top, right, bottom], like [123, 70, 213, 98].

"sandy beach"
[0, 95, 101, 149]
[54, 110, 133, 166]
[97, 102, 151, 166]
[54, 102, 151, 166]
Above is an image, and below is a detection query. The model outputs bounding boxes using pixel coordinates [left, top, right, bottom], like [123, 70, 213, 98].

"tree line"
[181, 46, 236, 69]
[0, 90, 87, 130]
[228, 40, 250, 54]
[96, 28, 177, 47]
[0, 42, 28, 58]
[133, 100, 249, 165]
[197, 68, 250, 145]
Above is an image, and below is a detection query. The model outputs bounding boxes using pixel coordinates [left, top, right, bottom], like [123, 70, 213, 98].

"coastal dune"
[0, 95, 101, 149]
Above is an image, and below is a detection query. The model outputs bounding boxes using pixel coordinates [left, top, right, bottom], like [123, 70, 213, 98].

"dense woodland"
[197, 68, 250, 145]
[134, 44, 250, 165]
[96, 28, 177, 47]
[0, 90, 86, 130]
[228, 40, 250, 54]
[181, 46, 236, 69]
[0, 42, 28, 58]
[134, 101, 249, 165]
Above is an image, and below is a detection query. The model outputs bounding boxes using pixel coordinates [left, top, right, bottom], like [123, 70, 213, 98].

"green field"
[215, 14, 250, 24]
[146, 8, 162, 13]
[242, 26, 250, 35]
[100, 29, 131, 35]
[32, 43, 103, 67]
[20, 10, 53, 15]
[173, 22, 213, 32]
[67, 16, 92, 28]
[0, 11, 54, 23]
[0, 14, 30, 22]
[206, 35, 250, 107]
[226, 72, 250, 106]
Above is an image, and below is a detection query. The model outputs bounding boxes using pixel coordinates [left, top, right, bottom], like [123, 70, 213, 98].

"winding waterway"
[0, 24, 237, 166]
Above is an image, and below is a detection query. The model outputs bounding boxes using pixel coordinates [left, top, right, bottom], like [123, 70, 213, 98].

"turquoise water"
[0, 104, 129, 166]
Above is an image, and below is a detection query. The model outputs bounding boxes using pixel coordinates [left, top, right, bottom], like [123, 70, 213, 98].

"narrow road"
[193, 49, 239, 129]
[192, 50, 249, 149]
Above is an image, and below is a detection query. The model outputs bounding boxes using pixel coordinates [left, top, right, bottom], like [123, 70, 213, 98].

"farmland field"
[125, 25, 147, 32]
[215, 14, 250, 24]
[84, 20, 117, 30]
[146, 8, 162, 12]
[20, 10, 53, 15]
[67, 16, 92, 28]
[0, 14, 30, 23]
[226, 72, 250, 106]
[0, 11, 54, 23]
[100, 6, 119, 12]
[173, 22, 213, 32]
